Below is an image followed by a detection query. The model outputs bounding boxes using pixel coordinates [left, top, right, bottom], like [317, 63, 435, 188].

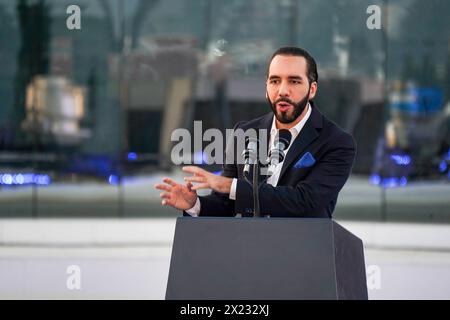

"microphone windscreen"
[277, 129, 292, 149]
[245, 136, 259, 151]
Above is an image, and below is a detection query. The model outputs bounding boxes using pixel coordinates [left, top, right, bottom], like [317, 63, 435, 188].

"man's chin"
[276, 112, 296, 124]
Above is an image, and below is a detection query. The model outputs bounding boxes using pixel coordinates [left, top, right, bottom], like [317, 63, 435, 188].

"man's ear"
[309, 82, 318, 100]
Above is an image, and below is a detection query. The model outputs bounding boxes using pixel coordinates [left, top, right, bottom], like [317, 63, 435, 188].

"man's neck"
[275, 103, 310, 130]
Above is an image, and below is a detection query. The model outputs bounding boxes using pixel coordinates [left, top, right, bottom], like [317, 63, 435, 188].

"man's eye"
[270, 80, 279, 84]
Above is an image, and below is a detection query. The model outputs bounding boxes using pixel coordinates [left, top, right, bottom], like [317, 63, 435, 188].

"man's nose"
[278, 81, 289, 97]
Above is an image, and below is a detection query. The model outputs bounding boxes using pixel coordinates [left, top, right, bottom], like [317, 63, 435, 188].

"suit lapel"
[278, 104, 323, 181]
[258, 113, 273, 152]
[237, 112, 272, 181]
[257, 113, 273, 183]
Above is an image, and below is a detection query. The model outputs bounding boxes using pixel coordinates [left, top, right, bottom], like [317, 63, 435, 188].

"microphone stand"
[252, 161, 260, 217]
[242, 139, 261, 218]
[248, 129, 290, 218]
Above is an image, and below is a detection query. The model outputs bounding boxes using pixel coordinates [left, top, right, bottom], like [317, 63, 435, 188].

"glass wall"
[0, 0, 449, 221]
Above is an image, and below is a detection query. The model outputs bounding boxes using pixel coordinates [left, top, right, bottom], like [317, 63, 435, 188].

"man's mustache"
[274, 97, 295, 106]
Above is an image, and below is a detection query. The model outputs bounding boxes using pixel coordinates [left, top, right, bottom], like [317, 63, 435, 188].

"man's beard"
[267, 91, 310, 124]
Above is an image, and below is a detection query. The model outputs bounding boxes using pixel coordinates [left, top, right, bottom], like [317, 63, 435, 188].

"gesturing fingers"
[191, 183, 210, 191]
[162, 177, 178, 187]
[160, 192, 171, 199]
[154, 183, 171, 192]
[182, 166, 209, 177]
[159, 190, 172, 206]
[183, 166, 213, 190]
[184, 176, 206, 183]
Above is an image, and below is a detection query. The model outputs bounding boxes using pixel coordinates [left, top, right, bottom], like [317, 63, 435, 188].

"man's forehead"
[268, 55, 307, 76]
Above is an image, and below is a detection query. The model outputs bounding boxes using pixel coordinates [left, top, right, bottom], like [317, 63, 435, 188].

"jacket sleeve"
[190, 121, 246, 217]
[234, 132, 356, 218]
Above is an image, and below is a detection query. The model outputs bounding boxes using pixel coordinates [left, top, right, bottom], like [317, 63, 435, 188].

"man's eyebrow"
[268, 75, 304, 80]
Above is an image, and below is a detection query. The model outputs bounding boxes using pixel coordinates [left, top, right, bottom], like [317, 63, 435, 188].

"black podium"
[166, 217, 368, 300]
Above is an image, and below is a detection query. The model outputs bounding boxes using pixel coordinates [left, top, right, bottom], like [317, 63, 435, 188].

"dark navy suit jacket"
[193, 102, 356, 218]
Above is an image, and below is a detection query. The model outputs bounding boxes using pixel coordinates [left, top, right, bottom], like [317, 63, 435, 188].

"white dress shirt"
[186, 103, 312, 216]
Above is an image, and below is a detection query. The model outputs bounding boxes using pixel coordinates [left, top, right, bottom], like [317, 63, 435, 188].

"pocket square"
[294, 152, 316, 169]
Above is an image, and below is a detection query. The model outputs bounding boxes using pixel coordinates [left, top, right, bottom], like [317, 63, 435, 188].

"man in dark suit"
[155, 47, 356, 218]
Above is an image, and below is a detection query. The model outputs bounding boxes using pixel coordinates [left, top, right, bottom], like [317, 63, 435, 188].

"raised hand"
[182, 166, 233, 194]
[154, 178, 198, 210]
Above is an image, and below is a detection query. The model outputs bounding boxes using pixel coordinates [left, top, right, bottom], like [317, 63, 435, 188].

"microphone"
[242, 136, 261, 217]
[267, 129, 292, 176]
[243, 137, 258, 175]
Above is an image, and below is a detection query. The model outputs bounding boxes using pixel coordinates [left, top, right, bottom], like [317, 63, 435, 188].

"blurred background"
[0, 0, 449, 299]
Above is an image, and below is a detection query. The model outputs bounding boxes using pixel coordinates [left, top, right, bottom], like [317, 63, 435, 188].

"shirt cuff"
[229, 178, 237, 200]
[185, 197, 201, 217]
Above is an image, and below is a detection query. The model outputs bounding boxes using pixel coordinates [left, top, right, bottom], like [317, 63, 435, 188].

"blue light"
[0, 173, 51, 186]
[382, 177, 398, 188]
[446, 149, 450, 161]
[108, 175, 119, 185]
[399, 176, 408, 186]
[370, 174, 381, 185]
[23, 174, 34, 184]
[439, 161, 448, 173]
[213, 171, 222, 176]
[194, 151, 207, 164]
[373, 176, 409, 188]
[2, 174, 13, 185]
[390, 154, 411, 166]
[127, 152, 138, 161]
[14, 174, 24, 185]
[35, 174, 51, 186]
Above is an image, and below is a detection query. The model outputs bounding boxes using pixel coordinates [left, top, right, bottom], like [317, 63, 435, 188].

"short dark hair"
[267, 47, 318, 85]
